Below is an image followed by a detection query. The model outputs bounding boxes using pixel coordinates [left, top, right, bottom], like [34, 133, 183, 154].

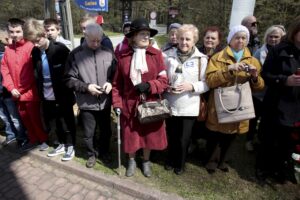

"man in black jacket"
[23, 18, 76, 161]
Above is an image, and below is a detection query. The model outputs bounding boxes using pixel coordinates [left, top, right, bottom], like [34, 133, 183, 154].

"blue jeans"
[0, 97, 27, 141]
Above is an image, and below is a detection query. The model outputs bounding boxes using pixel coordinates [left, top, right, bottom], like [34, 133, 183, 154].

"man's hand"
[87, 84, 103, 96]
[286, 74, 300, 86]
[103, 82, 112, 94]
[11, 89, 21, 99]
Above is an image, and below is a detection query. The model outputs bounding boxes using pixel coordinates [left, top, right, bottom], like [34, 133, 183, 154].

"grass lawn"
[52, 111, 300, 200]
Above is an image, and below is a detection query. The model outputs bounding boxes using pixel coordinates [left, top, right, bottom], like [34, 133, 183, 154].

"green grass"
[65, 115, 300, 200]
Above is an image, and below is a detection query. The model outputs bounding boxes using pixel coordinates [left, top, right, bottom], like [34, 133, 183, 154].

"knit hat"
[168, 23, 181, 32]
[227, 25, 250, 44]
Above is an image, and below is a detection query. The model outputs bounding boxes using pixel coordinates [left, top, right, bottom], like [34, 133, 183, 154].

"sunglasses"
[251, 22, 258, 27]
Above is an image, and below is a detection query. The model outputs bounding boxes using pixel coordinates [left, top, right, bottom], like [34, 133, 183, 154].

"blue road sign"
[75, 0, 108, 12]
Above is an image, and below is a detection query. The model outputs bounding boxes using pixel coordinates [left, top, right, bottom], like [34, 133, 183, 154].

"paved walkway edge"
[24, 149, 184, 200]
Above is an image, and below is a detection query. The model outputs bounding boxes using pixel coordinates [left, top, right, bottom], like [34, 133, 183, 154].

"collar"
[216, 46, 252, 64]
[168, 46, 207, 60]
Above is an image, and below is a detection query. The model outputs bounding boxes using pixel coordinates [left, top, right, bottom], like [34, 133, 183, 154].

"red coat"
[112, 46, 168, 153]
[114, 37, 129, 60]
[1, 39, 39, 101]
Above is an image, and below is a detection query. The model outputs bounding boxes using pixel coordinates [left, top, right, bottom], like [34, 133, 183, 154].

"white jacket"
[164, 48, 209, 116]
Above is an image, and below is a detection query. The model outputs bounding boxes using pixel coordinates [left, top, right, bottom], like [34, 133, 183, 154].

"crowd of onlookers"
[0, 13, 299, 184]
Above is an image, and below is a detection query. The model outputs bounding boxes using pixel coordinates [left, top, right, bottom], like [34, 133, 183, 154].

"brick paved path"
[0, 149, 136, 200]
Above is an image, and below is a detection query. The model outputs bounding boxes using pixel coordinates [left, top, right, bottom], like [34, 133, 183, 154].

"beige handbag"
[137, 94, 171, 124]
[214, 81, 255, 123]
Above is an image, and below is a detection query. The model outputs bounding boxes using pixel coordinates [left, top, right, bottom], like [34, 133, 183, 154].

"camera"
[244, 65, 250, 73]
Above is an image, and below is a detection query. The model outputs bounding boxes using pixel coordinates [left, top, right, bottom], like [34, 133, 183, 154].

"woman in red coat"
[112, 18, 168, 177]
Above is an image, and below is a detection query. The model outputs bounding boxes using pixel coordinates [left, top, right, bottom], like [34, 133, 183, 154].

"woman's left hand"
[247, 64, 258, 78]
[174, 82, 194, 93]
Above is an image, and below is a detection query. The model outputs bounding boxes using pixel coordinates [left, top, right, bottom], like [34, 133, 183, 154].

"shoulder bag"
[214, 81, 255, 123]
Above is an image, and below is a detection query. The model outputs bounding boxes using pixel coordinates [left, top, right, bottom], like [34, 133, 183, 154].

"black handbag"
[137, 94, 171, 124]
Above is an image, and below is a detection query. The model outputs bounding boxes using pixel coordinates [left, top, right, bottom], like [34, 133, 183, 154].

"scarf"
[177, 47, 195, 63]
[130, 48, 148, 86]
[231, 48, 244, 62]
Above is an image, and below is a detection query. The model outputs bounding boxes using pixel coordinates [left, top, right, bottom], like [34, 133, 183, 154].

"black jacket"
[262, 40, 300, 127]
[31, 41, 75, 105]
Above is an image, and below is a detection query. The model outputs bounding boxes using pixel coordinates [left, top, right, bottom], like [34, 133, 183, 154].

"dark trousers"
[42, 100, 76, 145]
[247, 97, 263, 141]
[80, 108, 112, 157]
[205, 131, 236, 170]
[166, 116, 195, 169]
[256, 121, 296, 178]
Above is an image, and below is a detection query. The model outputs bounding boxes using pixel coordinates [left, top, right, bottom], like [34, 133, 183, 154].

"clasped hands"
[169, 82, 194, 94]
[87, 82, 112, 96]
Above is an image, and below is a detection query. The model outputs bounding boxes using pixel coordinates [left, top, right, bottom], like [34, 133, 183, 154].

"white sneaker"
[61, 145, 75, 161]
[47, 144, 65, 157]
[292, 153, 300, 162]
[39, 142, 49, 151]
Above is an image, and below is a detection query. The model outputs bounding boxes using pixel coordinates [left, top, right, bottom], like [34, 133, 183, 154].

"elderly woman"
[198, 26, 223, 58]
[164, 24, 209, 175]
[205, 25, 264, 174]
[254, 25, 286, 65]
[246, 25, 286, 152]
[161, 23, 181, 52]
[112, 18, 168, 177]
[256, 16, 300, 183]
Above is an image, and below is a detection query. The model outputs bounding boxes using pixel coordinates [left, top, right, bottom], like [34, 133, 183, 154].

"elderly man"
[65, 23, 116, 168]
[241, 15, 260, 55]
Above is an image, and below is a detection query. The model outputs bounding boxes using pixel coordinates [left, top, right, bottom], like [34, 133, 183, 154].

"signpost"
[75, 0, 109, 12]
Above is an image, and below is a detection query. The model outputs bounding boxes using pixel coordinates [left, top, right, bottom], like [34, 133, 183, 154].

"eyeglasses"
[251, 22, 258, 27]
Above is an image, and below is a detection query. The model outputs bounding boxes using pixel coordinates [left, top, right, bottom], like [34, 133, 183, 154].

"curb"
[2, 141, 184, 200]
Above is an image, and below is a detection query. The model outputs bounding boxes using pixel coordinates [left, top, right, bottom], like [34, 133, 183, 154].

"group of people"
[0, 13, 299, 184]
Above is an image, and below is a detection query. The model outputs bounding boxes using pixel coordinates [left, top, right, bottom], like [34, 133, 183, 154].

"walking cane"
[116, 108, 121, 175]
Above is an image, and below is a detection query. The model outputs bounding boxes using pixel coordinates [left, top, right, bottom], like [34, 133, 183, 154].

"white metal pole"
[229, 0, 256, 29]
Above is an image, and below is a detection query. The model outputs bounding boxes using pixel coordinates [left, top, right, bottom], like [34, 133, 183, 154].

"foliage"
[0, 0, 298, 42]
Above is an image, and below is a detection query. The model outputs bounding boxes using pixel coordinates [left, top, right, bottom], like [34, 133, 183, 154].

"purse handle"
[217, 84, 243, 114]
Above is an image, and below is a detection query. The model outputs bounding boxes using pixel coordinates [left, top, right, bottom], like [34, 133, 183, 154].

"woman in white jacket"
[164, 24, 209, 175]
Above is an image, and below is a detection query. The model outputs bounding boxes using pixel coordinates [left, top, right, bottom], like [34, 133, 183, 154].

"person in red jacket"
[0, 18, 48, 152]
[112, 18, 168, 177]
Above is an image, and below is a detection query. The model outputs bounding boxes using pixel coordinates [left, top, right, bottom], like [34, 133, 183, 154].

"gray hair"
[263, 25, 286, 44]
[84, 23, 103, 39]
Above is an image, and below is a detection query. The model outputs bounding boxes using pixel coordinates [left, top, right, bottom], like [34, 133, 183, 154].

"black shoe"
[219, 167, 229, 172]
[206, 168, 216, 174]
[19, 142, 37, 152]
[2, 137, 16, 146]
[164, 164, 173, 171]
[174, 168, 184, 175]
[86, 156, 96, 168]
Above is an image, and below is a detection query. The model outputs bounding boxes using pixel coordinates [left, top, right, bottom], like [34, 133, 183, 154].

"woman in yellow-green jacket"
[205, 25, 264, 174]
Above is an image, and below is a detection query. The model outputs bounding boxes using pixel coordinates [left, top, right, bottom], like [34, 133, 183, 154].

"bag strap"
[218, 84, 243, 113]
[198, 57, 202, 81]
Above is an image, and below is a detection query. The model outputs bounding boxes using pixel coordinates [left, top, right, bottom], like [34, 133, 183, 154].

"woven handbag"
[214, 81, 255, 123]
[137, 94, 171, 124]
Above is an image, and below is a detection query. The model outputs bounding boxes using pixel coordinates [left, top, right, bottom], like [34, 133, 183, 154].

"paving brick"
[26, 175, 40, 185]
[54, 177, 68, 187]
[48, 184, 60, 193]
[84, 190, 101, 200]
[68, 183, 84, 194]
[38, 190, 52, 200]
[96, 185, 113, 197]
[53, 185, 69, 197]
[53, 168, 67, 178]
[70, 194, 85, 200]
